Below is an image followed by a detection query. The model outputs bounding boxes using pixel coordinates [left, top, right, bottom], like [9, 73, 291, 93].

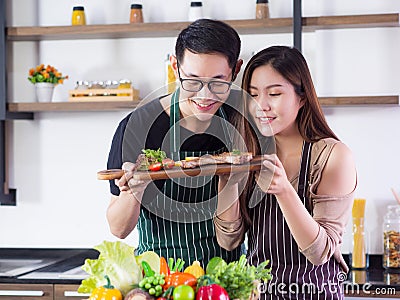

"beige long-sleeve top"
[215, 138, 356, 272]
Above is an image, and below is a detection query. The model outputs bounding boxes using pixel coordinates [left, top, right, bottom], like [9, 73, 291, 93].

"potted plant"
[28, 64, 68, 102]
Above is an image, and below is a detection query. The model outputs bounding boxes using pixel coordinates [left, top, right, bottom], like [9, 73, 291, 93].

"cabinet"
[0, 284, 89, 300]
[54, 284, 89, 300]
[0, 284, 53, 300]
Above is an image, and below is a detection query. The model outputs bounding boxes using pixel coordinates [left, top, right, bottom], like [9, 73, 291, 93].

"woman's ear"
[170, 55, 179, 78]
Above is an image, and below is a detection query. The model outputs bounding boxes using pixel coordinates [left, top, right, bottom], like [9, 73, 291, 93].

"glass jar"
[75, 80, 89, 96]
[71, 6, 86, 26]
[130, 4, 144, 23]
[188, 2, 203, 22]
[383, 205, 400, 269]
[118, 79, 132, 96]
[256, 0, 269, 19]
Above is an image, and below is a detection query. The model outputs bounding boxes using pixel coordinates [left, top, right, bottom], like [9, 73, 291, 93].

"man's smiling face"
[176, 50, 233, 123]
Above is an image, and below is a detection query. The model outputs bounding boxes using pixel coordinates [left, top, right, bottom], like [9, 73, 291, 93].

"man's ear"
[170, 55, 179, 78]
[233, 59, 243, 81]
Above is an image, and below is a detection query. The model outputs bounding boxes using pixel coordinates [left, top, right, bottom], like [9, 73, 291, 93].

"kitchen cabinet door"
[54, 284, 90, 300]
[0, 283, 53, 300]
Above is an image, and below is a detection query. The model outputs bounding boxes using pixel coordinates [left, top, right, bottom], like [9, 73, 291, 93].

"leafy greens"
[77, 240, 142, 296]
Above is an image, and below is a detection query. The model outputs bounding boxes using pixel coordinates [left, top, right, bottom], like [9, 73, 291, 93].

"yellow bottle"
[166, 54, 176, 94]
[72, 6, 86, 26]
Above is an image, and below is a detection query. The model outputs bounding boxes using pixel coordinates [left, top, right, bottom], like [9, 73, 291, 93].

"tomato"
[173, 285, 195, 300]
[148, 162, 162, 171]
[162, 158, 175, 169]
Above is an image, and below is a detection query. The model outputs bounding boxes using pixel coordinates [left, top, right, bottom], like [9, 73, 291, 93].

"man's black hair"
[175, 19, 241, 69]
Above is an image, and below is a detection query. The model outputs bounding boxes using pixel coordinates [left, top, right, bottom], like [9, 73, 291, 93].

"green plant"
[28, 64, 68, 84]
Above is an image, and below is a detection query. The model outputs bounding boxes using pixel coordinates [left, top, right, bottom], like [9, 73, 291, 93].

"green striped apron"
[136, 89, 241, 268]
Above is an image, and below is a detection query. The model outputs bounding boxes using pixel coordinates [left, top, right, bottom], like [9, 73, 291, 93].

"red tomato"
[162, 158, 175, 169]
[148, 162, 162, 171]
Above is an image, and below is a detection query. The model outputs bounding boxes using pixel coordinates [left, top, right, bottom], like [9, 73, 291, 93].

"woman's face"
[247, 64, 303, 137]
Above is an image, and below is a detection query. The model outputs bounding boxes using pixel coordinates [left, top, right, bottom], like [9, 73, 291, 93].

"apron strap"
[297, 141, 312, 199]
[170, 89, 181, 160]
[169, 89, 232, 159]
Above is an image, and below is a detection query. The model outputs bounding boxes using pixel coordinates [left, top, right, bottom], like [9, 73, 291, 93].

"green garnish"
[142, 148, 167, 163]
[232, 149, 241, 155]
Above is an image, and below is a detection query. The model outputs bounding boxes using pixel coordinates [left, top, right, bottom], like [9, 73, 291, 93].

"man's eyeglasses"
[177, 67, 232, 94]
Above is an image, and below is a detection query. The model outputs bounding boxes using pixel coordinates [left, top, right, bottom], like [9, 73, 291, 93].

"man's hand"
[116, 162, 150, 197]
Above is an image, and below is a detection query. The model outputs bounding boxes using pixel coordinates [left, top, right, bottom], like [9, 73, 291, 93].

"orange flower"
[36, 64, 44, 72]
[28, 63, 68, 85]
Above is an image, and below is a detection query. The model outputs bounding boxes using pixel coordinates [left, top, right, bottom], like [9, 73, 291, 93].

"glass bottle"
[130, 4, 144, 23]
[351, 216, 369, 269]
[383, 205, 400, 269]
[165, 54, 176, 94]
[188, 2, 203, 22]
[256, 0, 270, 19]
[71, 6, 86, 26]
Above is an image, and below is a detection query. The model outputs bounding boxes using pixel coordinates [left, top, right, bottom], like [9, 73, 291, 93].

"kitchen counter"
[0, 249, 399, 297]
[343, 254, 400, 297]
[0, 248, 98, 285]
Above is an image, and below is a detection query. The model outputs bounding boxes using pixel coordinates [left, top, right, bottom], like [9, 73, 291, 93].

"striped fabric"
[135, 89, 242, 268]
[135, 148, 242, 268]
[247, 142, 343, 300]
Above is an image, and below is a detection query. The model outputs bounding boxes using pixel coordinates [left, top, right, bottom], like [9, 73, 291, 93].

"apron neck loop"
[169, 88, 231, 159]
[170, 89, 181, 160]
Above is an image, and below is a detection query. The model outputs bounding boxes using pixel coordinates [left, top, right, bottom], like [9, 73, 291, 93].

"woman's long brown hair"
[234, 46, 339, 227]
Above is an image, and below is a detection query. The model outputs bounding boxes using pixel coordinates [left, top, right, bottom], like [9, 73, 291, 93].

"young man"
[106, 19, 243, 267]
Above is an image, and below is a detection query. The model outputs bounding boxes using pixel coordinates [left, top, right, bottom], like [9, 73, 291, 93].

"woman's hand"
[256, 154, 292, 196]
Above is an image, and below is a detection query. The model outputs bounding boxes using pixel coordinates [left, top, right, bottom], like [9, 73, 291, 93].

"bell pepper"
[163, 272, 197, 291]
[184, 261, 205, 278]
[141, 260, 155, 277]
[160, 257, 170, 275]
[89, 275, 122, 300]
[196, 275, 229, 300]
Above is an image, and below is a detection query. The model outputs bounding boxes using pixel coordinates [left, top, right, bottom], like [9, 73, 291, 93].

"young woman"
[215, 46, 357, 299]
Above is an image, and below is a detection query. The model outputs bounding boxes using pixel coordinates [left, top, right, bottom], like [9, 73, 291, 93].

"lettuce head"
[78, 240, 142, 296]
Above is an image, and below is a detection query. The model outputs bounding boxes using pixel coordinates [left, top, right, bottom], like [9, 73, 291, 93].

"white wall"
[1, 0, 399, 254]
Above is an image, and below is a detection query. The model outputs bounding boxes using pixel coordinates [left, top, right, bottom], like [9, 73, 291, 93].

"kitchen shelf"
[6, 13, 399, 41]
[318, 95, 399, 106]
[7, 101, 140, 112]
[7, 95, 399, 113]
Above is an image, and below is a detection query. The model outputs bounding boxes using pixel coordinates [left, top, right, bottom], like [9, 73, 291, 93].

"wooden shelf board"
[7, 101, 141, 112]
[319, 95, 399, 106]
[304, 13, 399, 30]
[6, 96, 398, 113]
[6, 14, 399, 41]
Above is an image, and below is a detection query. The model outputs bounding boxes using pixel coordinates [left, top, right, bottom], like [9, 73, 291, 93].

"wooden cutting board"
[97, 156, 264, 181]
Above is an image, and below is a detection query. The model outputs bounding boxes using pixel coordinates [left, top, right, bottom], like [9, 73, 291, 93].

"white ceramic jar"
[188, 2, 203, 21]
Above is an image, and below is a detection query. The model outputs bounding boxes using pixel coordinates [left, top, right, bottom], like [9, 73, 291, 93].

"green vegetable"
[142, 148, 167, 163]
[138, 272, 166, 297]
[77, 241, 142, 297]
[165, 257, 185, 272]
[206, 254, 272, 300]
[142, 261, 155, 277]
